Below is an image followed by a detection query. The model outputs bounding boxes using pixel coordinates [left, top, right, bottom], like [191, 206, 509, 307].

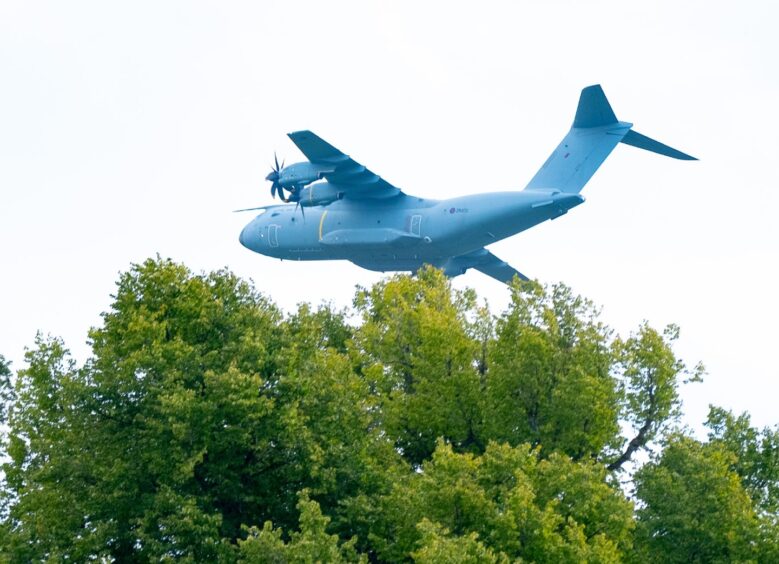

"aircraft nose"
[239, 223, 251, 249]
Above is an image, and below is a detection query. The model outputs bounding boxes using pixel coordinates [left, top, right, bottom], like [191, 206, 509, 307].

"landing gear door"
[268, 224, 279, 248]
[410, 215, 422, 237]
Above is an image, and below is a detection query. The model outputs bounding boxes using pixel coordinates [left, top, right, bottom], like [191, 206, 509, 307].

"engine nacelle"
[278, 162, 332, 190]
[298, 182, 344, 207]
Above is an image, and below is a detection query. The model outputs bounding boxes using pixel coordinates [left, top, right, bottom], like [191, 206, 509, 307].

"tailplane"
[525, 85, 696, 194]
[620, 129, 696, 161]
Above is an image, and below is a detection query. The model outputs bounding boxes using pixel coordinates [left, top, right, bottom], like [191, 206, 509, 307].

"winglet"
[573, 84, 618, 128]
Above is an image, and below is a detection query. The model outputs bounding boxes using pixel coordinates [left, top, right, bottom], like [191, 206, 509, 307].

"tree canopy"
[1, 258, 776, 562]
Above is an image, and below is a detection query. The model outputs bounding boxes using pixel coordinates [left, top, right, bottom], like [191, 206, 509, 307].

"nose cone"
[239, 223, 252, 249]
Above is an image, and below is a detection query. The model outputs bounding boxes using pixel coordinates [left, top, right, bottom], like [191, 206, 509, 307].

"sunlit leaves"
[238, 491, 366, 564]
[484, 280, 620, 460]
[370, 440, 631, 562]
[1, 259, 773, 562]
[634, 436, 765, 563]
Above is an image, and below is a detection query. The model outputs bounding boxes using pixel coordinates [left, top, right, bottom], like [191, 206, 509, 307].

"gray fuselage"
[239, 185, 584, 273]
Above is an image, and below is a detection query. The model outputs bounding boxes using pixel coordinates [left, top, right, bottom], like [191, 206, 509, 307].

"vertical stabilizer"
[573, 85, 618, 128]
[525, 85, 697, 194]
[525, 85, 631, 194]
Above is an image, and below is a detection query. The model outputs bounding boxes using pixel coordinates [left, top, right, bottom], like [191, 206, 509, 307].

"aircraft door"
[410, 215, 422, 237]
[268, 224, 279, 247]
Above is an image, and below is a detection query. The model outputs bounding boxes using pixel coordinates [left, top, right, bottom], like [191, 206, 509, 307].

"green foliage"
[607, 323, 704, 471]
[0, 259, 774, 562]
[0, 353, 12, 427]
[633, 435, 771, 563]
[354, 266, 484, 464]
[0, 353, 13, 516]
[238, 491, 366, 563]
[484, 280, 620, 460]
[706, 406, 779, 515]
[412, 519, 509, 563]
[0, 258, 399, 561]
[369, 440, 633, 562]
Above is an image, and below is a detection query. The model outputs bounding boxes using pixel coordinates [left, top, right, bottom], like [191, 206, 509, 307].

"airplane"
[237, 85, 696, 284]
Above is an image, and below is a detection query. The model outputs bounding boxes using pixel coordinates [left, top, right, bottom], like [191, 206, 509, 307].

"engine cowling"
[297, 182, 343, 207]
[277, 162, 331, 191]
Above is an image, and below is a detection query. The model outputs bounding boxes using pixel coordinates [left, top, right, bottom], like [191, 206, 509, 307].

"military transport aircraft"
[237, 85, 695, 283]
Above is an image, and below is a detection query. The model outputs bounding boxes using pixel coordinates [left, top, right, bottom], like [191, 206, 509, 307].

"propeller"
[266, 152, 286, 200]
[262, 152, 305, 219]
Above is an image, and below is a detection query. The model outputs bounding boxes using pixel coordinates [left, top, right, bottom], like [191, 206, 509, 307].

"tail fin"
[572, 84, 619, 128]
[525, 85, 696, 194]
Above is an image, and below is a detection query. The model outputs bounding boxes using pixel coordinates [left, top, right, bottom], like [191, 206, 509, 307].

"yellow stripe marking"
[318, 210, 328, 241]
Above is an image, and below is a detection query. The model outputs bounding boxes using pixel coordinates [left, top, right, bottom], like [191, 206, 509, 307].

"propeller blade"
[267, 152, 286, 200]
[294, 201, 305, 220]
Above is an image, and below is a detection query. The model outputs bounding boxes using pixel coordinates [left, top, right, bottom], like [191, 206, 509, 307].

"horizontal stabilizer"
[620, 129, 697, 160]
[442, 249, 528, 284]
[473, 255, 528, 284]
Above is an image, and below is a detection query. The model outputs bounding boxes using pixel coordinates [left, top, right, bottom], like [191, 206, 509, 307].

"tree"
[633, 435, 766, 563]
[412, 519, 509, 564]
[608, 324, 703, 471]
[1, 258, 288, 559]
[0, 258, 397, 561]
[275, 302, 406, 553]
[353, 267, 484, 464]
[0, 353, 15, 551]
[0, 353, 13, 471]
[369, 440, 634, 562]
[1, 259, 774, 562]
[705, 406, 779, 560]
[483, 280, 620, 460]
[706, 406, 779, 516]
[0, 353, 12, 428]
[238, 491, 366, 564]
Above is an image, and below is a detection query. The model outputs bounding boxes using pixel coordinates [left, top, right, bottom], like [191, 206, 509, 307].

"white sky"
[1, 1, 777, 431]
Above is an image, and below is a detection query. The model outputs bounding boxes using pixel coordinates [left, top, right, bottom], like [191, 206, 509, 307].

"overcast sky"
[1, 1, 777, 431]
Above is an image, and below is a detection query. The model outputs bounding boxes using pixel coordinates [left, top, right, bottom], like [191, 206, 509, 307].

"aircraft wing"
[445, 249, 529, 284]
[287, 130, 402, 199]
